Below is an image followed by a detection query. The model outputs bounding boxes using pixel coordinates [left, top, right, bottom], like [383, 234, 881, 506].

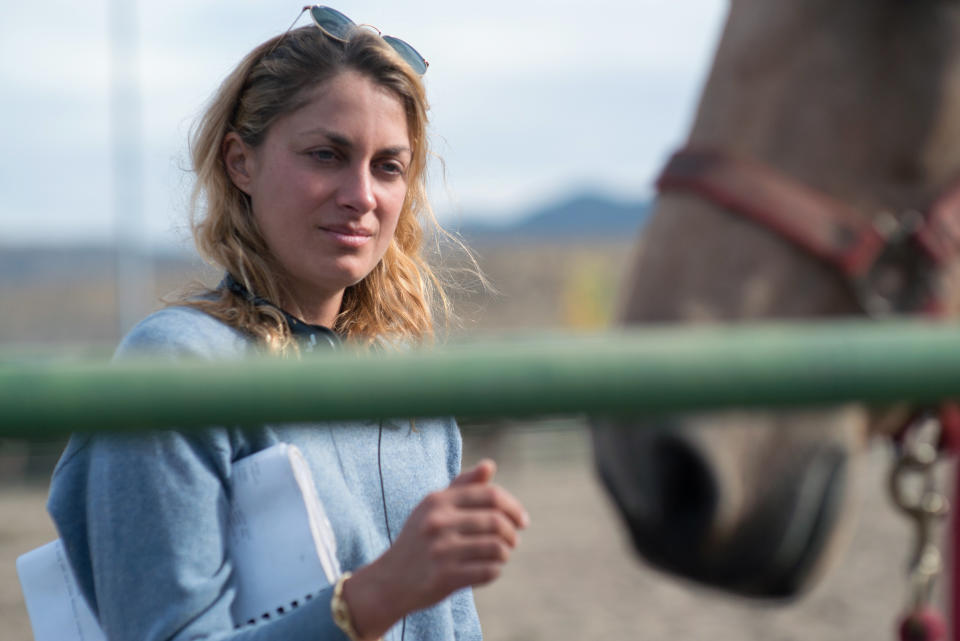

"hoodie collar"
[221, 274, 340, 352]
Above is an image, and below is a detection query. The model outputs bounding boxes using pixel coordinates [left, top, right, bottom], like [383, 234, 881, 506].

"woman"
[47, 9, 527, 641]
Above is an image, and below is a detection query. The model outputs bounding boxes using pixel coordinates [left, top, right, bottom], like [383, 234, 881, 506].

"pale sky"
[0, 0, 727, 249]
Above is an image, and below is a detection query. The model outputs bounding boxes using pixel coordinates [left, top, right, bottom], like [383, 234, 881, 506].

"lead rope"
[936, 404, 960, 641]
[953, 457, 960, 641]
[892, 418, 951, 641]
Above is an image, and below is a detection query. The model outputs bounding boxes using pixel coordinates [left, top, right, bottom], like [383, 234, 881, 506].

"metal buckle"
[852, 210, 935, 316]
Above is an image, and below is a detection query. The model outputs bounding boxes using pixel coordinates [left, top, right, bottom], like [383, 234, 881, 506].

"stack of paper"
[17, 443, 339, 641]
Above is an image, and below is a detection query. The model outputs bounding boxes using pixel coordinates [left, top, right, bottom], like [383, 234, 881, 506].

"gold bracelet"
[331, 572, 365, 641]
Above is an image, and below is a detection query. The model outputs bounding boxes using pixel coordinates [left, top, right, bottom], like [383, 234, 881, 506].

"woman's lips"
[318, 226, 373, 248]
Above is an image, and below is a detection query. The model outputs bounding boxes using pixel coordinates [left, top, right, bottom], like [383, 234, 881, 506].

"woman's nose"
[336, 166, 377, 213]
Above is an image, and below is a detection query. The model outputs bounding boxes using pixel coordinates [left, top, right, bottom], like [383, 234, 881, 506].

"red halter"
[656, 148, 960, 437]
[656, 148, 960, 640]
[656, 148, 960, 316]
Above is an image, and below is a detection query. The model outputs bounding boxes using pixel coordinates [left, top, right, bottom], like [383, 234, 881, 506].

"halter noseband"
[656, 148, 960, 317]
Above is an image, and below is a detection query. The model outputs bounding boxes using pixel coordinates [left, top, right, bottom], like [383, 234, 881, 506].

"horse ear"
[222, 132, 255, 195]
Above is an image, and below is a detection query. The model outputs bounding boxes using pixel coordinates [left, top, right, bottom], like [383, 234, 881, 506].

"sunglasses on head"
[280, 5, 429, 75]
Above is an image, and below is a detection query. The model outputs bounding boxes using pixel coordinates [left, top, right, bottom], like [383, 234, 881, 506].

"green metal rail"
[3, 320, 960, 438]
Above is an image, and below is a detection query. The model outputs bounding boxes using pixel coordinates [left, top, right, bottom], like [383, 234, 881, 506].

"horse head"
[592, 0, 960, 598]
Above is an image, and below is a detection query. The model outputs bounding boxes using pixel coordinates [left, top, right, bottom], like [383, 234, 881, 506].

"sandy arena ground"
[0, 423, 926, 640]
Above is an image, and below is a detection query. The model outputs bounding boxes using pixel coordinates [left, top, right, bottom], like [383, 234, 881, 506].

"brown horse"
[592, 0, 960, 599]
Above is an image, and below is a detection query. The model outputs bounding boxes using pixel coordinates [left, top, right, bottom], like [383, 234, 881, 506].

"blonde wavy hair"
[182, 25, 455, 352]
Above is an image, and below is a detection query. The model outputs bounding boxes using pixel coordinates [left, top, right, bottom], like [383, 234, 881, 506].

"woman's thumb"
[451, 459, 496, 487]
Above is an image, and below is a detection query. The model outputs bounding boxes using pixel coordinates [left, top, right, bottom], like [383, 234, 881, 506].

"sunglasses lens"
[383, 35, 428, 75]
[310, 6, 354, 40]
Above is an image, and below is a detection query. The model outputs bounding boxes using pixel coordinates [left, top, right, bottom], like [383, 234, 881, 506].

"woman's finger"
[455, 510, 519, 547]
[454, 535, 513, 563]
[449, 459, 496, 488]
[452, 484, 529, 529]
[444, 561, 503, 591]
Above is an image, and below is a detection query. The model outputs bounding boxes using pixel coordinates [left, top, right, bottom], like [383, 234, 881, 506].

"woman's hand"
[343, 459, 528, 640]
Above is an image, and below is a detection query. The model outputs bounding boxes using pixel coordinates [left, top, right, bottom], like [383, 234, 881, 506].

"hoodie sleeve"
[47, 308, 352, 641]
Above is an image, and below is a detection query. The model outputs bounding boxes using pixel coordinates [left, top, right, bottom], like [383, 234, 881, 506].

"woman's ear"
[223, 132, 255, 195]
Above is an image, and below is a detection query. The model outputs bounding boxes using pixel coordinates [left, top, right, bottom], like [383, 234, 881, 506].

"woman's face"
[226, 71, 411, 322]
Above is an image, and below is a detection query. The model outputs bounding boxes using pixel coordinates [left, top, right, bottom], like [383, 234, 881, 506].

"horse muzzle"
[591, 417, 849, 598]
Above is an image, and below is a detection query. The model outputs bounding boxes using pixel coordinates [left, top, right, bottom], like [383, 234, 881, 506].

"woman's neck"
[280, 280, 344, 329]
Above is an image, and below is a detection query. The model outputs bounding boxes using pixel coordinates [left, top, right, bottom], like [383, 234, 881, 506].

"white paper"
[227, 443, 340, 625]
[16, 540, 107, 641]
[18, 443, 340, 639]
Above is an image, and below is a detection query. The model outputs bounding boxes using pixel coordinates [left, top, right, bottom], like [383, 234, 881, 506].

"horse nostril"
[593, 421, 721, 573]
[651, 434, 718, 540]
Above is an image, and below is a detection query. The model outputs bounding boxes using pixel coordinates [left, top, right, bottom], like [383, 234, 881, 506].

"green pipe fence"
[4, 320, 960, 438]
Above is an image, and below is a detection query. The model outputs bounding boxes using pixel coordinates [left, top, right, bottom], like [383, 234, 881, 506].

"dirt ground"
[0, 422, 930, 641]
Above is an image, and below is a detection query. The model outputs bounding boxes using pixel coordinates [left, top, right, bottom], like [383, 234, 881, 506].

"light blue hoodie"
[47, 306, 481, 641]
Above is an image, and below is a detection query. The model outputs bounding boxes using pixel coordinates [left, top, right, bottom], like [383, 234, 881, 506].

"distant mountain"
[453, 192, 653, 244]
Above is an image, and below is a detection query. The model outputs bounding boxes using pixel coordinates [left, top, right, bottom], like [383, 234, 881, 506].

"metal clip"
[856, 209, 931, 316]
[889, 418, 950, 610]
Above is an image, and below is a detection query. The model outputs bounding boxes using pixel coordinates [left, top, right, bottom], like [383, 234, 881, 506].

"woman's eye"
[308, 149, 337, 162]
[378, 161, 405, 177]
